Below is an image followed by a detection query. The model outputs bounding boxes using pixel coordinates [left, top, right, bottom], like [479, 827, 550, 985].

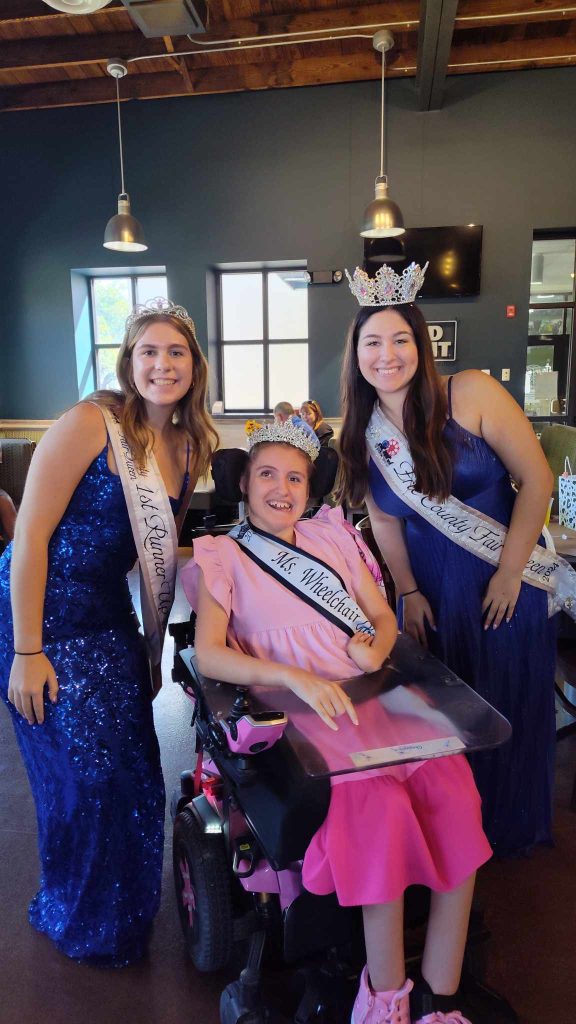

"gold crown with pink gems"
[346, 262, 428, 306]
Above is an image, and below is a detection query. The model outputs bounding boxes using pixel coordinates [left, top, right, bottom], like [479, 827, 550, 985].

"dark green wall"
[1, 66, 575, 418]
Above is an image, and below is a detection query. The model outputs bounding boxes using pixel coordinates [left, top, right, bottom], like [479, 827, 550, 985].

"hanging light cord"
[380, 44, 386, 180]
[115, 76, 126, 195]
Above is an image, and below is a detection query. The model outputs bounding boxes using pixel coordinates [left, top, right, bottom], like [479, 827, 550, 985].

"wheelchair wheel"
[173, 806, 233, 971]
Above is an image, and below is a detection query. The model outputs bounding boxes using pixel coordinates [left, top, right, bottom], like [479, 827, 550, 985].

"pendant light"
[103, 61, 148, 253]
[360, 30, 405, 239]
[42, 1, 113, 11]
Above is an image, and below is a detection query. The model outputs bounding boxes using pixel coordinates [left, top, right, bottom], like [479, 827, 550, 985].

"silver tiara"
[125, 296, 196, 335]
[248, 421, 321, 462]
[346, 262, 428, 306]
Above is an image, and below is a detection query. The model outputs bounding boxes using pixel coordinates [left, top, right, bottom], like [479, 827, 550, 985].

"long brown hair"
[88, 311, 218, 475]
[337, 303, 452, 506]
[301, 400, 323, 429]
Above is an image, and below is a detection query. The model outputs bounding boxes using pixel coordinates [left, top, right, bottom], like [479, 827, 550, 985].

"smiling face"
[244, 443, 310, 541]
[130, 321, 193, 411]
[356, 308, 419, 405]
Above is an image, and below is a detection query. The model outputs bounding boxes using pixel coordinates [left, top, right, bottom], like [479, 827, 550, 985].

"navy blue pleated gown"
[369, 415, 556, 858]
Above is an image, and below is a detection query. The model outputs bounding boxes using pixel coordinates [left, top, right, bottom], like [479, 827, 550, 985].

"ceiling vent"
[120, 0, 208, 38]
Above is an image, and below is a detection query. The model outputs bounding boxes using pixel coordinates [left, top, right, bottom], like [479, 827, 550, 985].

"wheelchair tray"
[178, 633, 511, 779]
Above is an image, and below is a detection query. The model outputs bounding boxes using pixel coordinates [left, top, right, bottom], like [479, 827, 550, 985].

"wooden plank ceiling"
[0, 0, 575, 113]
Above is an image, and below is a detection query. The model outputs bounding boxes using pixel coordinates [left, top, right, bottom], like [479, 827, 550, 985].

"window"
[525, 236, 576, 424]
[91, 274, 168, 389]
[218, 268, 309, 413]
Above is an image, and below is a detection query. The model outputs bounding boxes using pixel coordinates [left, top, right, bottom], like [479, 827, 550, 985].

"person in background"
[337, 262, 557, 859]
[273, 400, 316, 442]
[0, 298, 218, 965]
[273, 401, 295, 424]
[300, 400, 335, 447]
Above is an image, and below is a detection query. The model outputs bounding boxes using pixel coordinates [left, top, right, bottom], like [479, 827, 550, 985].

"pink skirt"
[302, 755, 492, 906]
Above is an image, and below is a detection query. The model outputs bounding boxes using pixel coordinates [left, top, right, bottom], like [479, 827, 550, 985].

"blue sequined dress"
[0, 444, 185, 964]
[369, 387, 556, 858]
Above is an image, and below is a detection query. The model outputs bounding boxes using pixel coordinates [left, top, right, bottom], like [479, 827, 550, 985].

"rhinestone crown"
[125, 296, 196, 335]
[248, 420, 321, 462]
[346, 261, 429, 306]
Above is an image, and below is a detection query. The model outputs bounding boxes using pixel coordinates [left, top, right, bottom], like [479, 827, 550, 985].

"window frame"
[89, 272, 168, 390]
[527, 231, 576, 425]
[217, 267, 309, 415]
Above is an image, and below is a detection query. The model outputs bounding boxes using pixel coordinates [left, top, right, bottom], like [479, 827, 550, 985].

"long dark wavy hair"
[337, 303, 453, 506]
[87, 311, 218, 476]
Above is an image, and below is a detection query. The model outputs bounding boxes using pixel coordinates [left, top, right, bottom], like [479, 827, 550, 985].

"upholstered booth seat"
[0, 439, 34, 551]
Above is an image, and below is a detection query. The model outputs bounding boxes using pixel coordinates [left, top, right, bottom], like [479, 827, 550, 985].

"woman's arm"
[8, 403, 108, 724]
[346, 558, 398, 673]
[452, 370, 554, 628]
[194, 574, 358, 730]
[365, 493, 436, 645]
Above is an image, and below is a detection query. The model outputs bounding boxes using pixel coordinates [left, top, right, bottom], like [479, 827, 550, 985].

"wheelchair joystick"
[221, 688, 288, 756]
[229, 688, 252, 721]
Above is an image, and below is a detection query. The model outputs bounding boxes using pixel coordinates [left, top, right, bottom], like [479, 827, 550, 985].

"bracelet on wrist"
[400, 588, 420, 599]
[14, 649, 43, 656]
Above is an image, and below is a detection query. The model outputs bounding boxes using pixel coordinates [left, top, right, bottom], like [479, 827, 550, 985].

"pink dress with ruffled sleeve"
[181, 506, 491, 906]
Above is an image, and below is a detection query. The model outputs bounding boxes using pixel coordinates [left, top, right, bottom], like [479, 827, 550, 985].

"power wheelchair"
[169, 617, 518, 1024]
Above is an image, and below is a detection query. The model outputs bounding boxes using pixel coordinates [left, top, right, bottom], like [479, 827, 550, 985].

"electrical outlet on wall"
[501, 368, 510, 381]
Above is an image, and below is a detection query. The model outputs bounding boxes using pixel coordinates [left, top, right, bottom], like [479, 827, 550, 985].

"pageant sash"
[101, 406, 178, 677]
[366, 403, 576, 620]
[228, 519, 375, 638]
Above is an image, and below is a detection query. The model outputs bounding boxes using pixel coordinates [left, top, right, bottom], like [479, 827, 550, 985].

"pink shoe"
[351, 967, 412, 1024]
[412, 1011, 472, 1024]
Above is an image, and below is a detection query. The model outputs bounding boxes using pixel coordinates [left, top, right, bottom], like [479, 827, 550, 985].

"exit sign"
[427, 321, 457, 361]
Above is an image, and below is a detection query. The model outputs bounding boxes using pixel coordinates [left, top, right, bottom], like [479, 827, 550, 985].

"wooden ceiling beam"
[0, 51, 390, 111]
[448, 31, 576, 70]
[163, 33, 194, 94]
[416, 0, 458, 110]
[0, 1, 417, 29]
[0, 32, 166, 72]
[456, 0, 576, 30]
[1, 10, 576, 111]
[0, 4, 419, 74]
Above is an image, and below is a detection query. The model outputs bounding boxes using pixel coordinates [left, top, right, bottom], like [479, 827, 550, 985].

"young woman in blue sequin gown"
[0, 302, 217, 964]
[338, 302, 556, 859]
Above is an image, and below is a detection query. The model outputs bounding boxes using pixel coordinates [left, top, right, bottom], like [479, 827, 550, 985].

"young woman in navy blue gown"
[338, 276, 556, 858]
[0, 300, 217, 964]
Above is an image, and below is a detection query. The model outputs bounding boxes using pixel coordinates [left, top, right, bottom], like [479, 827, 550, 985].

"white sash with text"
[229, 520, 374, 638]
[101, 406, 178, 675]
[366, 403, 576, 619]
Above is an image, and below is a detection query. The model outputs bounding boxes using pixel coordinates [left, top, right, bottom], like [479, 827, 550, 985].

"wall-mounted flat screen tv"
[364, 225, 483, 299]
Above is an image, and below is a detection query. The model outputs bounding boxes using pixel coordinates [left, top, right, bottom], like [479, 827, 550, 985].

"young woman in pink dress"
[182, 422, 492, 1024]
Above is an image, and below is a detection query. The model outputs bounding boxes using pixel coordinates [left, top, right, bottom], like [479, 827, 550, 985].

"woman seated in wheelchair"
[182, 420, 492, 1024]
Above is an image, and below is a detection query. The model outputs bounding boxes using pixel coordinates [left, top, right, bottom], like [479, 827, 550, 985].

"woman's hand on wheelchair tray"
[285, 668, 358, 731]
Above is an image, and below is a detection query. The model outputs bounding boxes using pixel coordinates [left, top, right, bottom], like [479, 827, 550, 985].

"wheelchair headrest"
[211, 445, 339, 504]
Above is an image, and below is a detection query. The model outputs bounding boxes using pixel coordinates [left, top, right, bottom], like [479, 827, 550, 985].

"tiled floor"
[0, 554, 575, 1024]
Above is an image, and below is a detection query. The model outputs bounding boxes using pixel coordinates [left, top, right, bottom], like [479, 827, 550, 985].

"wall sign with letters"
[427, 321, 457, 361]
